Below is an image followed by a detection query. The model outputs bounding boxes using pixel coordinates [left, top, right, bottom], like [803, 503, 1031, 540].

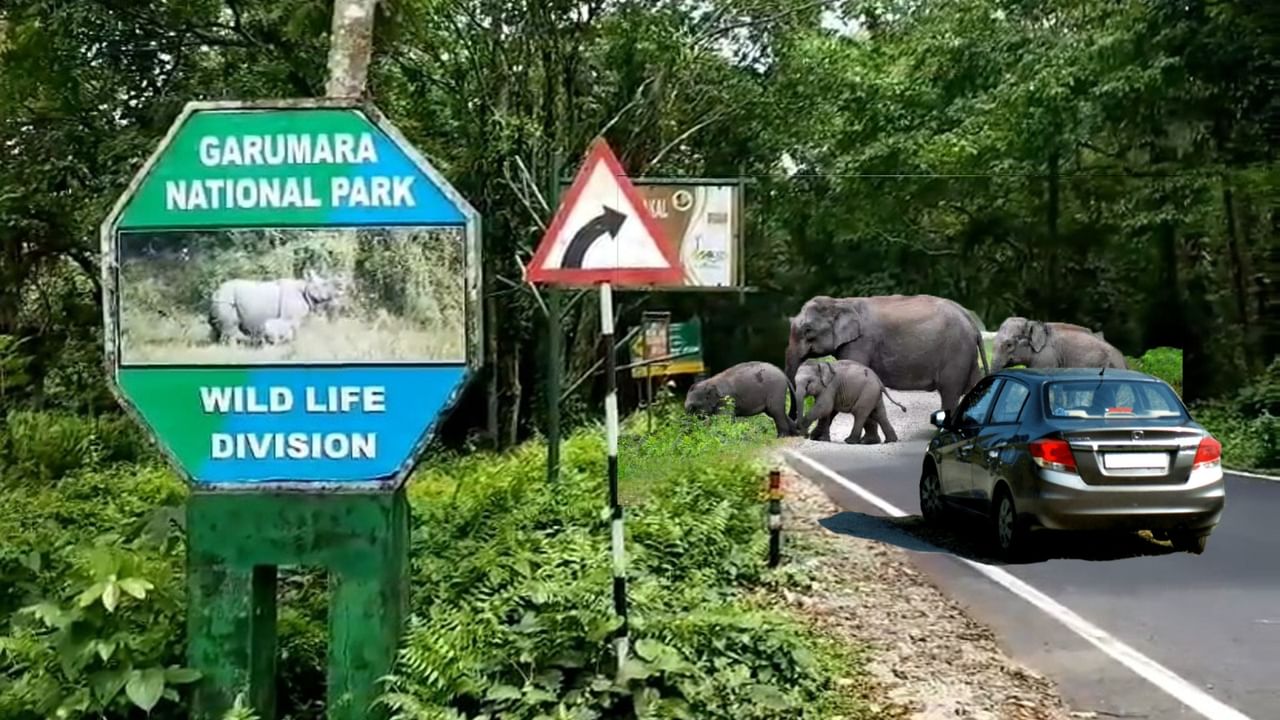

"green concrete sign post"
[101, 99, 481, 719]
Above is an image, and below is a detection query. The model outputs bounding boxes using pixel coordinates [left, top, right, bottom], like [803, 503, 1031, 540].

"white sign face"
[541, 161, 671, 271]
[527, 139, 682, 287]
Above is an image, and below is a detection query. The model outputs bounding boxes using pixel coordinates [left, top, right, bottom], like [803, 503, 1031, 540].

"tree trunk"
[325, 0, 378, 97]
[484, 267, 500, 448]
[1222, 183, 1252, 360]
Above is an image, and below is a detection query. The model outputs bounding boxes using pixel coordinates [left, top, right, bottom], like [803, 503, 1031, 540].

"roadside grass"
[2, 405, 876, 720]
[619, 385, 778, 505]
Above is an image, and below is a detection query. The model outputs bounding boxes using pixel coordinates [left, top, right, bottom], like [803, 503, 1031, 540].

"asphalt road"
[786, 394, 1280, 720]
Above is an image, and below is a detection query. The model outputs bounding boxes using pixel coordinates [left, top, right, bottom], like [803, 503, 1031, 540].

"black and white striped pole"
[767, 469, 783, 567]
[600, 281, 629, 674]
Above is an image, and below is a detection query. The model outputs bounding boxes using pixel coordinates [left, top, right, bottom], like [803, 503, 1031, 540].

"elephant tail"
[882, 388, 907, 413]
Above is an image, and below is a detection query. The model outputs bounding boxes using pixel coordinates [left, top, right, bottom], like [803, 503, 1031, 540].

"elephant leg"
[767, 405, 792, 438]
[857, 411, 882, 444]
[849, 386, 882, 444]
[938, 384, 962, 418]
[803, 382, 838, 441]
[843, 414, 866, 444]
[871, 401, 897, 443]
[766, 392, 796, 437]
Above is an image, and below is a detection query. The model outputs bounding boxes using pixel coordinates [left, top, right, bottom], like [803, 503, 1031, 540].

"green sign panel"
[118, 107, 467, 229]
[629, 318, 704, 378]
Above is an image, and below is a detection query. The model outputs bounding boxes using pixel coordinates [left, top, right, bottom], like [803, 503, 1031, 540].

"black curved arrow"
[561, 206, 626, 269]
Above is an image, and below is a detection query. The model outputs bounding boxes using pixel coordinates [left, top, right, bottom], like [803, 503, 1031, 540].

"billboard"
[556, 176, 744, 288]
[632, 183, 740, 287]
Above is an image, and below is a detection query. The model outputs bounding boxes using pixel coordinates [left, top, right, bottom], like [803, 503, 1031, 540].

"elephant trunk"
[784, 341, 805, 422]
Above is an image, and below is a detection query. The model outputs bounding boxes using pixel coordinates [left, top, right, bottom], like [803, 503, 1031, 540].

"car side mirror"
[930, 410, 948, 428]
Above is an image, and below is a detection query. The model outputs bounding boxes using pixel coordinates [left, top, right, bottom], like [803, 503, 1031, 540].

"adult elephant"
[990, 317, 1127, 370]
[785, 295, 989, 437]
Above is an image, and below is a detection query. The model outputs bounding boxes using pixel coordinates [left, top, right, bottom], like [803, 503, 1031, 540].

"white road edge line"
[784, 449, 1254, 720]
[1226, 468, 1279, 483]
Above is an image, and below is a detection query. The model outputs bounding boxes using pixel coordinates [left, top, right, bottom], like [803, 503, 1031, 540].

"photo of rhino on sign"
[117, 227, 465, 364]
[207, 269, 345, 345]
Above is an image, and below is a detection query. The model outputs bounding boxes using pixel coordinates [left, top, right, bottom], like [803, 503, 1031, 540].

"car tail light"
[1029, 438, 1077, 473]
[1192, 436, 1221, 469]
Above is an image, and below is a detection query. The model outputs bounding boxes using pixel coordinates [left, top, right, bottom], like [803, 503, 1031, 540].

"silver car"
[920, 368, 1225, 559]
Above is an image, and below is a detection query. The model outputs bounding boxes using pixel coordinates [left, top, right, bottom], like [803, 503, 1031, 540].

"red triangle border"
[526, 138, 684, 286]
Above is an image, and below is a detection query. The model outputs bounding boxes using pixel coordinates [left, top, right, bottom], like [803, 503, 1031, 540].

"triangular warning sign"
[526, 138, 683, 286]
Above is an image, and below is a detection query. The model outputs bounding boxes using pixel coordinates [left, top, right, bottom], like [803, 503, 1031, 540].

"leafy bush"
[383, 424, 870, 719]
[1191, 360, 1280, 472]
[1126, 347, 1183, 396]
[0, 464, 192, 718]
[1192, 403, 1279, 471]
[2, 408, 872, 720]
[1233, 358, 1280, 417]
[0, 411, 153, 486]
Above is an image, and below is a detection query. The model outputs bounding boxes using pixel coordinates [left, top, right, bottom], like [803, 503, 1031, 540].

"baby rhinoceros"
[261, 317, 297, 345]
[684, 361, 798, 438]
[795, 359, 905, 444]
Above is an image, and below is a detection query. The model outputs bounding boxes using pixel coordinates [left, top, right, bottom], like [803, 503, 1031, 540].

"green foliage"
[0, 335, 35, 402]
[1192, 359, 1280, 471]
[619, 385, 776, 504]
[1126, 347, 1184, 396]
[0, 462, 191, 719]
[385, 424, 870, 719]
[353, 229, 465, 330]
[2, 408, 869, 719]
[0, 410, 153, 485]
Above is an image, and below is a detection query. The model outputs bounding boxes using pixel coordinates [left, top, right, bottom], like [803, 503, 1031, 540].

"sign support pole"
[546, 151, 564, 483]
[601, 282, 629, 676]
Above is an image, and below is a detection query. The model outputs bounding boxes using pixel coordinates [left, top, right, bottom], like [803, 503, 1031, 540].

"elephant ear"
[817, 362, 836, 386]
[1029, 321, 1049, 353]
[831, 304, 862, 346]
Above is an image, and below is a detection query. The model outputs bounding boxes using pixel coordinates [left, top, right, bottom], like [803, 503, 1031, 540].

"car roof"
[991, 367, 1159, 384]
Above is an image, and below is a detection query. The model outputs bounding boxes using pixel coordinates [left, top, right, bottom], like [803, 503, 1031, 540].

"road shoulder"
[770, 454, 1076, 720]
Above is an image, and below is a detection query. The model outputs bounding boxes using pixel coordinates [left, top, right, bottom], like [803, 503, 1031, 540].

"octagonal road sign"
[101, 99, 481, 490]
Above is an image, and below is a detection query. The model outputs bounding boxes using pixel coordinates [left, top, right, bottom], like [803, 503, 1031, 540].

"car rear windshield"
[1043, 379, 1186, 420]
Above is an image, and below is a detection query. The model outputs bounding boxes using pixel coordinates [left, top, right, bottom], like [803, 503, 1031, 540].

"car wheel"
[992, 488, 1030, 561]
[1170, 530, 1209, 555]
[919, 465, 946, 524]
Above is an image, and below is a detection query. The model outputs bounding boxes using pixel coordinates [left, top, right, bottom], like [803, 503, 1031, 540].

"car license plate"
[1103, 452, 1169, 470]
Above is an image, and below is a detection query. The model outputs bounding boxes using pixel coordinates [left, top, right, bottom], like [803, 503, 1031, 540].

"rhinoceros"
[261, 317, 297, 345]
[207, 269, 344, 344]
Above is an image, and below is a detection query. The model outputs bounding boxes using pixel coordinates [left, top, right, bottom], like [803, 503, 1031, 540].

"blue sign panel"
[103, 100, 482, 490]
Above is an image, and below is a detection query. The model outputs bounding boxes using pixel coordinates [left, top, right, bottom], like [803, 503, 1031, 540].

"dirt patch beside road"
[767, 450, 1076, 720]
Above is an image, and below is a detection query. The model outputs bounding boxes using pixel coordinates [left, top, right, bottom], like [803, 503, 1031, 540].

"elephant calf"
[795, 359, 905, 444]
[684, 361, 798, 438]
[992, 317, 1126, 371]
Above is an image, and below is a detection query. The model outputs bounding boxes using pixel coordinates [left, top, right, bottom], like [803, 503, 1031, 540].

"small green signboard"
[629, 318, 705, 378]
